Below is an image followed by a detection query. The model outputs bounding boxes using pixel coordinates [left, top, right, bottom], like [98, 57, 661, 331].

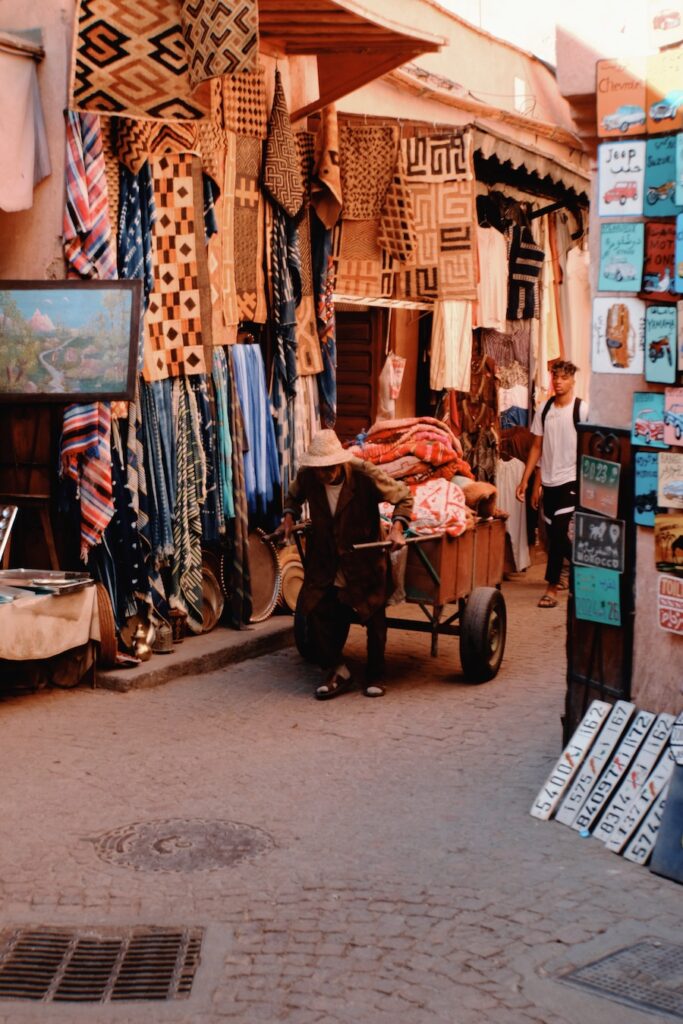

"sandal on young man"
[315, 667, 353, 701]
[538, 594, 558, 608]
[363, 683, 386, 698]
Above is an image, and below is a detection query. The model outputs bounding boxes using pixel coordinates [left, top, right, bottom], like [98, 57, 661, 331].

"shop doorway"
[334, 308, 383, 442]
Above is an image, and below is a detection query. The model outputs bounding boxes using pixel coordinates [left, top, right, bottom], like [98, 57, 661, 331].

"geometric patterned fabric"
[378, 156, 417, 265]
[234, 134, 267, 322]
[263, 69, 304, 219]
[179, 0, 258, 90]
[402, 132, 473, 183]
[208, 130, 239, 344]
[143, 153, 208, 380]
[215, 66, 267, 138]
[338, 123, 398, 220]
[70, 0, 212, 120]
[333, 218, 395, 299]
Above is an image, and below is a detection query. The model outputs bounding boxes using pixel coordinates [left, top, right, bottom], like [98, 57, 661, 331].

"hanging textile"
[312, 210, 337, 427]
[338, 123, 398, 220]
[143, 152, 209, 381]
[311, 105, 342, 230]
[231, 344, 281, 523]
[170, 379, 205, 633]
[212, 348, 234, 520]
[496, 457, 530, 572]
[208, 130, 239, 344]
[234, 134, 267, 323]
[70, 0, 211, 121]
[178, 0, 258, 89]
[60, 403, 115, 561]
[506, 225, 543, 320]
[190, 375, 223, 544]
[225, 347, 252, 626]
[430, 300, 473, 392]
[332, 218, 395, 299]
[0, 53, 50, 212]
[219, 66, 268, 139]
[295, 129, 324, 375]
[378, 154, 418, 265]
[140, 379, 175, 562]
[475, 225, 508, 332]
[263, 70, 304, 219]
[64, 110, 118, 280]
[118, 162, 157, 373]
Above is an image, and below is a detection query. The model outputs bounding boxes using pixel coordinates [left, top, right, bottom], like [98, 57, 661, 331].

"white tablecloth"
[0, 586, 99, 661]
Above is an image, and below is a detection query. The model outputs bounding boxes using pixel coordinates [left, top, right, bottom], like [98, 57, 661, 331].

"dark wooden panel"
[334, 309, 381, 442]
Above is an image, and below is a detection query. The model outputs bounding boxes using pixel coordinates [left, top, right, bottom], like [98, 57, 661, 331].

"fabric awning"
[471, 125, 590, 198]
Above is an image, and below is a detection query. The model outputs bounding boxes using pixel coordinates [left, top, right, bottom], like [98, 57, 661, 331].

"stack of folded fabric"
[350, 416, 474, 486]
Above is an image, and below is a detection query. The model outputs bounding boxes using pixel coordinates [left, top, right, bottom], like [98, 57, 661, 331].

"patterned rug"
[216, 67, 268, 138]
[402, 131, 473, 182]
[263, 69, 304, 219]
[208, 130, 239, 344]
[333, 218, 395, 298]
[397, 177, 477, 301]
[113, 115, 227, 185]
[378, 154, 417, 265]
[234, 134, 267, 322]
[179, 0, 258, 90]
[339, 123, 398, 220]
[143, 152, 208, 381]
[70, 0, 212, 120]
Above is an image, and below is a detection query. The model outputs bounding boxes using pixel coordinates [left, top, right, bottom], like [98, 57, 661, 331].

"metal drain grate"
[0, 927, 203, 1002]
[561, 938, 683, 1019]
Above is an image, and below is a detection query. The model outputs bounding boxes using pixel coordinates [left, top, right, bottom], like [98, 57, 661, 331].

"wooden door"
[334, 309, 382, 443]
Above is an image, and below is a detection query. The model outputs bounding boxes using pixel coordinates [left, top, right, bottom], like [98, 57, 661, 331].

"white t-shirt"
[531, 398, 589, 488]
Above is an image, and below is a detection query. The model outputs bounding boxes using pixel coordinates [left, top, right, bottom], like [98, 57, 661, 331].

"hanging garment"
[311, 104, 342, 230]
[378, 152, 418, 265]
[225, 347, 253, 627]
[263, 69, 304, 219]
[311, 210, 337, 426]
[140, 379, 175, 562]
[563, 246, 591, 401]
[231, 344, 281, 523]
[480, 327, 514, 369]
[377, 354, 407, 420]
[234, 134, 267, 323]
[475, 225, 508, 332]
[212, 348, 234, 519]
[495, 457, 530, 572]
[338, 123, 398, 220]
[60, 403, 115, 561]
[190, 375, 223, 544]
[178, 0, 258, 90]
[430, 300, 473, 392]
[170, 379, 205, 633]
[118, 162, 156, 371]
[506, 225, 543, 320]
[64, 110, 117, 280]
[0, 52, 50, 211]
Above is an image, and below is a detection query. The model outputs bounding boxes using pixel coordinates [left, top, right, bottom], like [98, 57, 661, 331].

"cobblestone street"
[0, 563, 680, 1024]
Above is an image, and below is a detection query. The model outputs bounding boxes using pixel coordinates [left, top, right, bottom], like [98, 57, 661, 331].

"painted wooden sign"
[645, 305, 677, 384]
[634, 450, 662, 526]
[593, 713, 675, 842]
[644, 135, 681, 218]
[555, 701, 635, 827]
[648, 0, 683, 49]
[605, 747, 676, 852]
[592, 297, 645, 374]
[643, 223, 677, 302]
[654, 510, 683, 574]
[657, 572, 683, 634]
[672, 712, 683, 764]
[572, 710, 656, 832]
[646, 48, 683, 135]
[597, 58, 647, 139]
[573, 566, 622, 626]
[529, 700, 611, 820]
[598, 222, 644, 293]
[674, 215, 683, 294]
[678, 300, 683, 367]
[632, 390, 668, 448]
[659, 451, 683, 508]
[664, 386, 683, 445]
[597, 141, 645, 217]
[573, 512, 625, 572]
[579, 455, 621, 518]
[648, 762, 683, 883]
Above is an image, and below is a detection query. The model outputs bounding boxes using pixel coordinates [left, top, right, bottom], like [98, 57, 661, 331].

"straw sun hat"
[299, 429, 355, 468]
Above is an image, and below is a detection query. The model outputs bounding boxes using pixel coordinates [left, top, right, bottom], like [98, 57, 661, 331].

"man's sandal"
[315, 670, 354, 701]
[363, 683, 386, 698]
[538, 594, 558, 608]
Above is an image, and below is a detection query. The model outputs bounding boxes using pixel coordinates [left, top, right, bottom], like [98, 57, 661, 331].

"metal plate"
[0, 926, 202, 1003]
[561, 939, 683, 1018]
[94, 818, 274, 872]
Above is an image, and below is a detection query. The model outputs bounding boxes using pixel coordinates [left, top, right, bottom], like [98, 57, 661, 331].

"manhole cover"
[94, 818, 274, 872]
[0, 926, 202, 1002]
[561, 938, 683, 1019]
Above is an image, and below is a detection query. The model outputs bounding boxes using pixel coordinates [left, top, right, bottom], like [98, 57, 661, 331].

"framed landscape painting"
[0, 280, 142, 401]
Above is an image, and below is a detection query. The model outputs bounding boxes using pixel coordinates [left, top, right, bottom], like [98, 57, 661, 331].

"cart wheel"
[459, 587, 506, 682]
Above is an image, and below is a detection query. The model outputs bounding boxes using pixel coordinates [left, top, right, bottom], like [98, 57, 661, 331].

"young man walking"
[515, 361, 588, 608]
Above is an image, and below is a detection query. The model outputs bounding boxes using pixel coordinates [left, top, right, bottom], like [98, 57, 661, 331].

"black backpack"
[541, 396, 582, 430]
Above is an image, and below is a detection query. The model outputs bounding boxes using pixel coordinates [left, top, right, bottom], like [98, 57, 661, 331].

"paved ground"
[0, 563, 680, 1024]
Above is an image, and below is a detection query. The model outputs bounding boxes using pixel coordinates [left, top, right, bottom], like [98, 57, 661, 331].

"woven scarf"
[311, 211, 337, 427]
[61, 402, 115, 561]
[231, 344, 281, 523]
[212, 348, 234, 519]
[64, 111, 117, 280]
[263, 69, 304, 219]
[311, 105, 342, 230]
[507, 226, 544, 320]
[225, 347, 252, 626]
[140, 379, 175, 562]
[190, 374, 223, 544]
[170, 379, 204, 633]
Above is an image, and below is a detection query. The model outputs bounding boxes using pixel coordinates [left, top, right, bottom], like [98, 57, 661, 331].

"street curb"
[95, 618, 295, 693]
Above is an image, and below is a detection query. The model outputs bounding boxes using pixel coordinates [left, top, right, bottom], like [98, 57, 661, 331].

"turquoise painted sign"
[598, 222, 644, 292]
[645, 305, 677, 384]
[574, 566, 622, 626]
[645, 135, 682, 217]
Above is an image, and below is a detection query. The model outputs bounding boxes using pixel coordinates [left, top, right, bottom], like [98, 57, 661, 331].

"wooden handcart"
[292, 517, 507, 683]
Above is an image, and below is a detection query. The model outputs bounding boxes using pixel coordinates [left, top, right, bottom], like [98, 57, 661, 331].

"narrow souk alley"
[0, 564, 679, 1024]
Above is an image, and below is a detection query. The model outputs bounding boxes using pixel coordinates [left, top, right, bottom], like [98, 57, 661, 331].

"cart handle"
[352, 534, 440, 550]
